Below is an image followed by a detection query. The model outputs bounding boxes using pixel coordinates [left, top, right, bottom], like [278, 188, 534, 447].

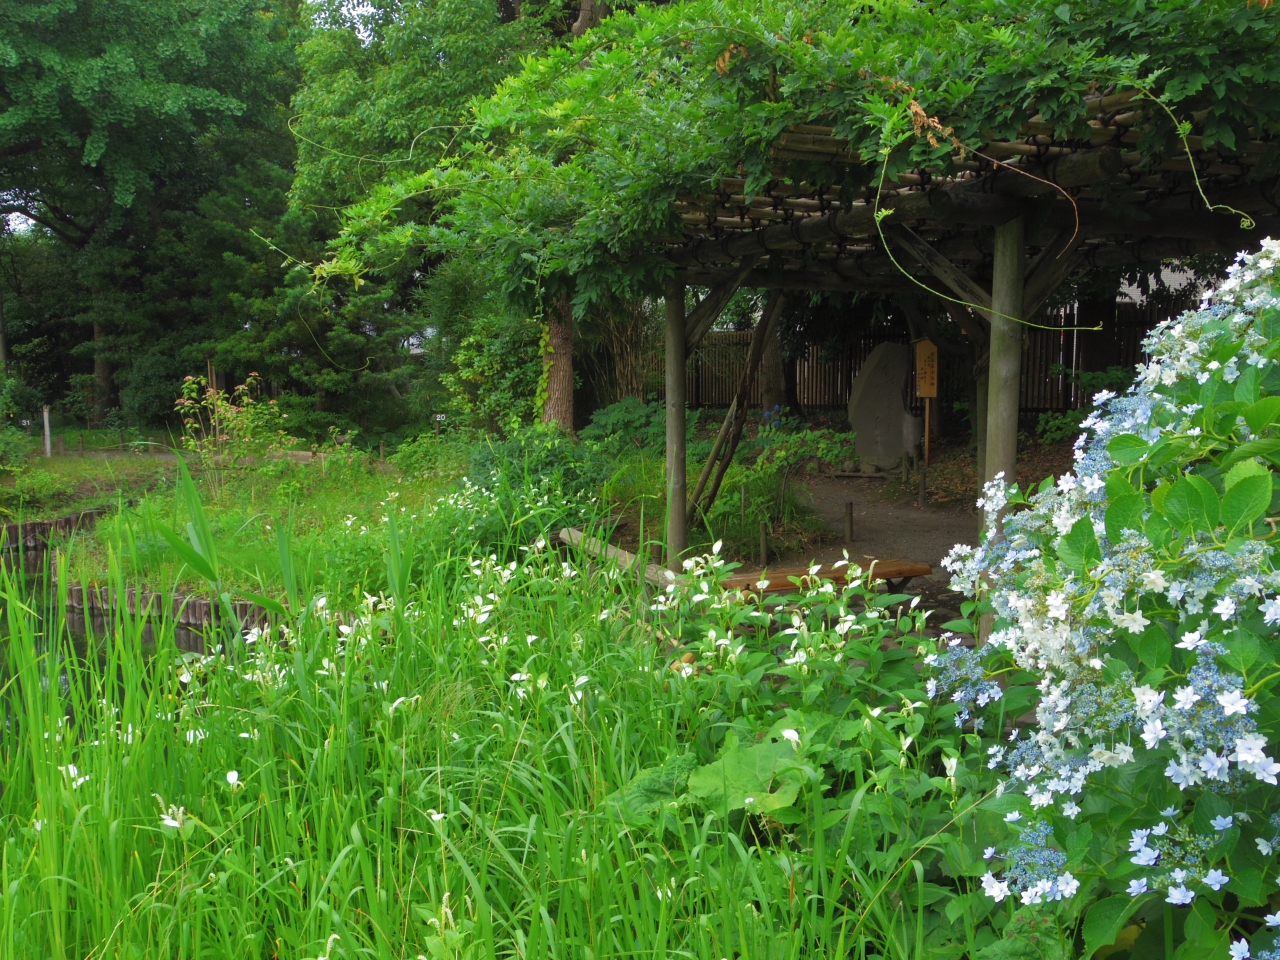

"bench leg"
[884, 577, 914, 592]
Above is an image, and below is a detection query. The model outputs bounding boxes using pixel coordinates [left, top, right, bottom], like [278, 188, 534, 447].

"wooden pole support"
[665, 280, 688, 568]
[42, 406, 52, 458]
[923, 397, 931, 467]
[77, 433, 85, 456]
[985, 215, 1025, 499]
[759, 520, 768, 568]
[844, 501, 853, 544]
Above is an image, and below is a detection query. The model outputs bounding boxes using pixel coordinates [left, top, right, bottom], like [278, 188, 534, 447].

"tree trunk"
[759, 316, 786, 417]
[0, 282, 8, 371]
[92, 322, 114, 427]
[985, 216, 1026, 492]
[542, 298, 574, 432]
[571, 0, 607, 35]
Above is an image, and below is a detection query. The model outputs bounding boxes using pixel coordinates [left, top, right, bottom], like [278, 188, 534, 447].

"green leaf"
[1222, 438, 1280, 469]
[1081, 896, 1144, 959]
[1220, 472, 1271, 534]
[1054, 3, 1070, 22]
[1162, 477, 1205, 532]
[1243, 396, 1280, 435]
[1104, 494, 1145, 544]
[238, 590, 288, 618]
[688, 739, 802, 813]
[1182, 898, 1221, 949]
[1225, 458, 1268, 490]
[1221, 630, 1261, 672]
[1186, 475, 1220, 529]
[603, 754, 698, 824]
[1058, 516, 1101, 572]
[153, 519, 218, 584]
[1106, 434, 1150, 465]
[1135, 622, 1171, 668]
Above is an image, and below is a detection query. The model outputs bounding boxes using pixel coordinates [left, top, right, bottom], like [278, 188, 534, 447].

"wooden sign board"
[914, 338, 938, 398]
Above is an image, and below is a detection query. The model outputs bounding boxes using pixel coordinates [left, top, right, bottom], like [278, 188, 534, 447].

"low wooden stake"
[759, 520, 768, 568]
[77, 434, 85, 456]
[379, 441, 385, 461]
[42, 406, 52, 458]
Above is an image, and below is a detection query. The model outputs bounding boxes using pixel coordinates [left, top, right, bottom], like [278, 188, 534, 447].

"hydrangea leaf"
[1057, 517, 1101, 572]
[1220, 629, 1261, 673]
[1162, 477, 1209, 533]
[1223, 459, 1268, 490]
[1230, 866, 1267, 907]
[1132, 622, 1171, 669]
[1081, 896, 1144, 960]
[1104, 494, 1145, 545]
[1221, 438, 1280, 469]
[1105, 434, 1149, 465]
[1220, 472, 1271, 535]
[1243, 396, 1280, 435]
[1182, 898, 1224, 950]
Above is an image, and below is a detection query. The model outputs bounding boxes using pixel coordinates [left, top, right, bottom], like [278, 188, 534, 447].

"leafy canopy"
[329, 0, 1280, 310]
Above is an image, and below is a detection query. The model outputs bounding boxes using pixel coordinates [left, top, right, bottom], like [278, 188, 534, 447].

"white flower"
[1129, 829, 1151, 852]
[1166, 759, 1202, 789]
[1140, 570, 1169, 592]
[1056, 872, 1080, 898]
[1141, 719, 1168, 750]
[1004, 811, 1022, 823]
[226, 770, 240, 787]
[1150, 822, 1168, 837]
[1046, 591, 1070, 620]
[1113, 609, 1150, 634]
[1062, 801, 1081, 819]
[781, 729, 800, 743]
[1228, 939, 1249, 960]
[1160, 806, 1179, 817]
[1132, 847, 1160, 866]
[1166, 885, 1194, 905]
[429, 810, 446, 822]
[1175, 629, 1205, 650]
[1132, 686, 1163, 717]
[1199, 752, 1231, 781]
[1262, 597, 1280, 625]
[983, 846, 997, 859]
[1265, 910, 1280, 926]
[1232, 734, 1269, 766]
[1173, 686, 1201, 710]
[1127, 878, 1148, 896]
[1218, 690, 1251, 716]
[1203, 869, 1229, 891]
[1214, 596, 1238, 620]
[981, 872, 1011, 902]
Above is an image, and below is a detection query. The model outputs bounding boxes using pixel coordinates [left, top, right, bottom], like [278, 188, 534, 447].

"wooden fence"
[642, 296, 1188, 416]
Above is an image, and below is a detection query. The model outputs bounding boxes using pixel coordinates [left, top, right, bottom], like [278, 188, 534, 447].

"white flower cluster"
[938, 240, 1280, 904]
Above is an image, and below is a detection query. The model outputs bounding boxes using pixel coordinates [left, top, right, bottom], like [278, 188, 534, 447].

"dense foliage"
[936, 241, 1280, 955]
[330, 0, 1280, 308]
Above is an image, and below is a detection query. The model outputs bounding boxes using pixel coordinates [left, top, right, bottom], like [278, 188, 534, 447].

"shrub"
[581, 396, 700, 455]
[0, 426, 29, 473]
[936, 240, 1280, 954]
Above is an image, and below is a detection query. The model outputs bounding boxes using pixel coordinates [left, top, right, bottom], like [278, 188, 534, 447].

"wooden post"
[54, 434, 65, 456]
[924, 397, 931, 467]
[665, 280, 687, 568]
[985, 215, 1025, 491]
[42, 406, 52, 458]
[78, 433, 85, 456]
[974, 360, 989, 482]
[759, 520, 768, 568]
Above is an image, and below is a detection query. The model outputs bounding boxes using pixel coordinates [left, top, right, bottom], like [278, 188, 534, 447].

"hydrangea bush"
[936, 240, 1280, 955]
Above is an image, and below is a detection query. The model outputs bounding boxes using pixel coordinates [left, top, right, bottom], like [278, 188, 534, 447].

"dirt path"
[774, 474, 983, 624]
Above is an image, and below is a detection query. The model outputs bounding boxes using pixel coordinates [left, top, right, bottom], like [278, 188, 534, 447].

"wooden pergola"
[657, 91, 1280, 565]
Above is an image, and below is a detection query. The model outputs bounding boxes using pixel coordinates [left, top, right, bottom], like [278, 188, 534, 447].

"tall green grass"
[0, 464, 990, 959]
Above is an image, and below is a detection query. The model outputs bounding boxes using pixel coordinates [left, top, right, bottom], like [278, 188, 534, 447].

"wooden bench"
[556, 528, 931, 593]
[719, 559, 933, 595]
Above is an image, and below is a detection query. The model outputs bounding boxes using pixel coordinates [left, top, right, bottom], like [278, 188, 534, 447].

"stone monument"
[847, 342, 922, 470]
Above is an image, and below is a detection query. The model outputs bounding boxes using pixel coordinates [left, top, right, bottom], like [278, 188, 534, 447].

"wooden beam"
[986, 216, 1025, 494]
[665, 281, 687, 568]
[886, 224, 993, 320]
[684, 256, 760, 353]
[688, 291, 787, 522]
[1023, 230, 1085, 318]
[942, 301, 988, 347]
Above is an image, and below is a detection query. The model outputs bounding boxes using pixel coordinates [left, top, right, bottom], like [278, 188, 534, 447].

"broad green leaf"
[1151, 481, 1171, 514]
[1106, 433, 1150, 464]
[1057, 517, 1100, 572]
[1135, 623, 1171, 668]
[1081, 896, 1144, 959]
[1244, 396, 1280, 434]
[1225, 458, 1267, 490]
[1235, 364, 1261, 404]
[1222, 438, 1280, 469]
[688, 740, 802, 813]
[1220, 472, 1271, 534]
[1104, 494, 1144, 544]
[1182, 898, 1220, 948]
[1221, 630, 1261, 672]
[603, 754, 698, 824]
[1185, 475, 1220, 529]
[1162, 478, 1205, 532]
